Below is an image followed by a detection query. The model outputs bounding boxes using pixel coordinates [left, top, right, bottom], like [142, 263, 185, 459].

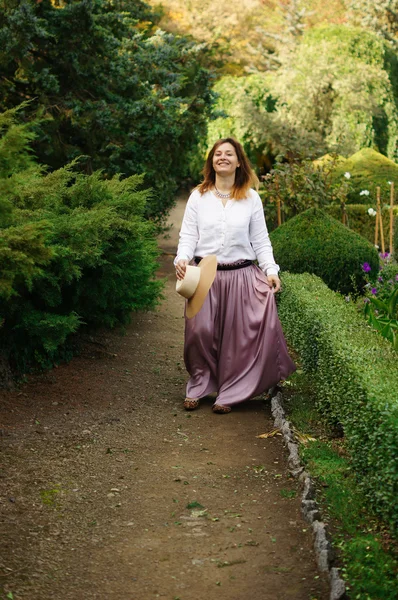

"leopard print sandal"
[212, 404, 232, 414]
[183, 398, 200, 411]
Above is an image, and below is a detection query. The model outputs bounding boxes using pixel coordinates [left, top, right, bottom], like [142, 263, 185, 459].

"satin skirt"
[184, 264, 296, 407]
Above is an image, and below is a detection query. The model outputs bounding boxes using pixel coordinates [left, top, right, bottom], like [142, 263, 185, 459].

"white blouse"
[175, 188, 279, 276]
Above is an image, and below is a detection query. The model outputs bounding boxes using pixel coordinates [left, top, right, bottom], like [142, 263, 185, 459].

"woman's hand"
[175, 259, 189, 280]
[267, 274, 281, 293]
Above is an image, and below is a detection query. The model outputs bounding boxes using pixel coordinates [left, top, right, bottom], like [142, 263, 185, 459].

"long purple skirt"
[184, 264, 296, 407]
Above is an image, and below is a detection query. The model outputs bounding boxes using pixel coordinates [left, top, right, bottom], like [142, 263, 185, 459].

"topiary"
[331, 148, 398, 204]
[270, 208, 379, 295]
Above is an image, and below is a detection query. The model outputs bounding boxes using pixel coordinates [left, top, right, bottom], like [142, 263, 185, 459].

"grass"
[39, 486, 61, 508]
[283, 370, 398, 599]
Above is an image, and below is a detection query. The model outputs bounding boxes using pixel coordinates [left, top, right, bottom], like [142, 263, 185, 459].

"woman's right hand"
[175, 259, 189, 280]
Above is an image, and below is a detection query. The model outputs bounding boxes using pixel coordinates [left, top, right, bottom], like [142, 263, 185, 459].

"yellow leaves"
[292, 427, 317, 444]
[256, 427, 317, 443]
[49, 0, 66, 8]
[256, 428, 282, 438]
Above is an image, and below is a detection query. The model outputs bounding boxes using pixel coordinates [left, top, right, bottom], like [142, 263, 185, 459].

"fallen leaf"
[292, 427, 317, 444]
[256, 429, 282, 439]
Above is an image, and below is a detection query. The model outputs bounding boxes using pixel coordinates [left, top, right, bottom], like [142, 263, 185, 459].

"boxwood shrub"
[332, 148, 398, 205]
[278, 272, 398, 531]
[270, 208, 379, 294]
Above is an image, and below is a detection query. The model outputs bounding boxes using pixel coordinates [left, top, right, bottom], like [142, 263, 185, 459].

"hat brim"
[186, 255, 217, 319]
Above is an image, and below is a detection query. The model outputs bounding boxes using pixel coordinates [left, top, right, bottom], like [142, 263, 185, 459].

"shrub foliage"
[0, 107, 162, 374]
[278, 272, 398, 531]
[331, 148, 398, 204]
[270, 208, 379, 295]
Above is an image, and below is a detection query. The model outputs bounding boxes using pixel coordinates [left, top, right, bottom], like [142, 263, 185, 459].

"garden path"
[0, 199, 329, 600]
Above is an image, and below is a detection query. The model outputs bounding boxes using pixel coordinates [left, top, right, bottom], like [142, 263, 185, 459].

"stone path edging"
[270, 391, 347, 600]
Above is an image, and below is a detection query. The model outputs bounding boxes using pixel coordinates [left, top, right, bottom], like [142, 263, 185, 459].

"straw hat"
[176, 255, 217, 318]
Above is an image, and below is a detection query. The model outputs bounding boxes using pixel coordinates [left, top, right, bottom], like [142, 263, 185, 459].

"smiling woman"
[174, 137, 296, 414]
[197, 138, 259, 201]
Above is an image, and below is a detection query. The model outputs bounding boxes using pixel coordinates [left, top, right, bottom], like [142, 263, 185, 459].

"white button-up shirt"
[175, 188, 279, 276]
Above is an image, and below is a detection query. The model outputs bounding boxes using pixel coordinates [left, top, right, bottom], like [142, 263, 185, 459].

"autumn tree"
[348, 0, 398, 50]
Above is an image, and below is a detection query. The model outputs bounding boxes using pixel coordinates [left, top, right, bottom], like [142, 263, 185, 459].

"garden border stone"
[270, 390, 347, 600]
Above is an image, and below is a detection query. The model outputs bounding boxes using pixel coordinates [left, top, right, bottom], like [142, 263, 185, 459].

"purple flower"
[380, 252, 390, 259]
[396, 275, 398, 282]
[371, 288, 377, 295]
[362, 263, 372, 273]
[378, 276, 383, 282]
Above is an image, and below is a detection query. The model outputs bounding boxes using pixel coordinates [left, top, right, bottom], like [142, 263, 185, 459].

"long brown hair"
[197, 138, 259, 200]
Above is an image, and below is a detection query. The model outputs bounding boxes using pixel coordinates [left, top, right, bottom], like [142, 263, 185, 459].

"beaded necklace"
[214, 186, 232, 199]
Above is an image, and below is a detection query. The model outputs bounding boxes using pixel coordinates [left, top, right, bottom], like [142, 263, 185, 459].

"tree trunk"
[0, 353, 15, 390]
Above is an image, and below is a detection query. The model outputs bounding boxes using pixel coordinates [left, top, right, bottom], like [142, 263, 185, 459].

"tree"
[145, 0, 347, 74]
[0, 0, 215, 219]
[348, 0, 398, 50]
[208, 25, 398, 168]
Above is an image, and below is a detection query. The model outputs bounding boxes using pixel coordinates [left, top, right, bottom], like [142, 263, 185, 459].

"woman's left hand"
[267, 274, 281, 293]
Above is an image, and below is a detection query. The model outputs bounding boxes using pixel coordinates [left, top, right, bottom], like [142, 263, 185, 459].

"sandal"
[184, 398, 200, 411]
[212, 404, 232, 414]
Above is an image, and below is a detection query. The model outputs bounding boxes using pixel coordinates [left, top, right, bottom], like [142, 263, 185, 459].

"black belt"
[194, 257, 253, 271]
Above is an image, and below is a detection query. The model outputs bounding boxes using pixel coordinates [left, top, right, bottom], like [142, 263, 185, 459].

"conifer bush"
[270, 208, 379, 294]
[0, 107, 162, 376]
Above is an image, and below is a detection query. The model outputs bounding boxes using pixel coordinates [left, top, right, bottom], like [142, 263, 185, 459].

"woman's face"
[212, 142, 240, 177]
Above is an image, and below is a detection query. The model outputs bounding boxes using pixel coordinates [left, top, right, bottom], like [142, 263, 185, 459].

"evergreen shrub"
[331, 149, 398, 204]
[278, 272, 398, 531]
[269, 208, 379, 295]
[0, 108, 163, 374]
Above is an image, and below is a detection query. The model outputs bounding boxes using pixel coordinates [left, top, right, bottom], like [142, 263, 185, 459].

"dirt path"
[0, 200, 329, 600]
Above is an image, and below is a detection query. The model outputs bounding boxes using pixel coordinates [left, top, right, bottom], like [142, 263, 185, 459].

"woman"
[175, 138, 295, 414]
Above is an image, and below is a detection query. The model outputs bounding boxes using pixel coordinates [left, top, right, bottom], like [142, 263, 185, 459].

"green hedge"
[270, 208, 379, 295]
[332, 149, 398, 204]
[278, 272, 398, 531]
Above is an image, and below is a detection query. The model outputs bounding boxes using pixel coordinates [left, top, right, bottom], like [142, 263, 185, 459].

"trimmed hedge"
[278, 272, 398, 531]
[332, 149, 398, 205]
[270, 208, 379, 295]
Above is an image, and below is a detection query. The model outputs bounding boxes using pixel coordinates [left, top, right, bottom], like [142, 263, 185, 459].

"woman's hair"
[197, 137, 259, 199]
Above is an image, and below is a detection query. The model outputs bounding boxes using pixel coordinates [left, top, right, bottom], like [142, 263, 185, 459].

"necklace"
[214, 186, 232, 199]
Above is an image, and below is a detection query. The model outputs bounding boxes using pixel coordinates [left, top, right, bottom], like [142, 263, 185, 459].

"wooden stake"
[375, 187, 380, 248]
[274, 174, 282, 227]
[341, 202, 347, 226]
[377, 187, 385, 254]
[276, 197, 281, 227]
[390, 182, 395, 256]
